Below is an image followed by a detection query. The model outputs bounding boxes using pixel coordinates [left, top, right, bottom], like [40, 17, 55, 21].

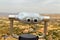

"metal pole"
[10, 19, 13, 35]
[9, 18, 19, 39]
[44, 21, 48, 40]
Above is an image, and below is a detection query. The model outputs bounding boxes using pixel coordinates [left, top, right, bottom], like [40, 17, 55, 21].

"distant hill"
[42, 14, 60, 17]
[41, 14, 60, 19]
[0, 13, 60, 19]
[0, 12, 18, 17]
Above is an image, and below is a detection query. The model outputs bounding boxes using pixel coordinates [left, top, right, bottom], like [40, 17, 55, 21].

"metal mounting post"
[44, 20, 49, 40]
[9, 18, 14, 36]
[9, 18, 19, 39]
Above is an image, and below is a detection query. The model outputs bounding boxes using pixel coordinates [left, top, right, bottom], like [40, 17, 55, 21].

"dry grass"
[0, 14, 60, 40]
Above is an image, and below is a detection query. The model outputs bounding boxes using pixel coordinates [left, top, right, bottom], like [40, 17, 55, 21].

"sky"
[0, 0, 60, 14]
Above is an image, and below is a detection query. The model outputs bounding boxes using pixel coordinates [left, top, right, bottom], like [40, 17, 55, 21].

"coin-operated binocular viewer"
[9, 12, 50, 40]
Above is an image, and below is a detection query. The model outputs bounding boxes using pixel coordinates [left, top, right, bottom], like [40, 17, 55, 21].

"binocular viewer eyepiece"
[25, 18, 40, 23]
[9, 12, 50, 24]
[9, 12, 50, 40]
